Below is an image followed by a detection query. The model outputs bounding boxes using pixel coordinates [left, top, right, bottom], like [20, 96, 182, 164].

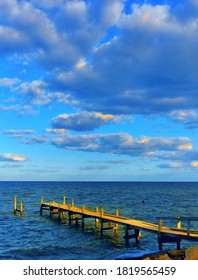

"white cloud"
[51, 131, 193, 157]
[0, 77, 20, 88]
[3, 130, 34, 135]
[45, 128, 66, 134]
[0, 153, 28, 162]
[51, 111, 118, 131]
[168, 110, 198, 129]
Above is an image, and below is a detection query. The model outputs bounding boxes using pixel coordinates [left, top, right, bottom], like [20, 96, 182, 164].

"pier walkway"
[40, 197, 198, 250]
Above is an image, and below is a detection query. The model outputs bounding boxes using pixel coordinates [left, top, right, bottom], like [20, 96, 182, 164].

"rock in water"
[185, 246, 198, 260]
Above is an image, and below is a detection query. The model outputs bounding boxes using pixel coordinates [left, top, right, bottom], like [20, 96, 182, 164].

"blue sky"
[0, 0, 198, 181]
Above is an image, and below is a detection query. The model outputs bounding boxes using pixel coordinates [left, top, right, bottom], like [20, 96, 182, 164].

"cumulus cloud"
[0, 0, 197, 121]
[52, 1, 198, 118]
[168, 110, 198, 129]
[0, 77, 20, 88]
[2, 129, 47, 145]
[0, 77, 78, 114]
[51, 131, 192, 156]
[0, 154, 28, 162]
[51, 111, 117, 131]
[1, 0, 198, 179]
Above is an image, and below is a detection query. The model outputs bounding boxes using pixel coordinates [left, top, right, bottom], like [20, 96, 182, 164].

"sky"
[0, 0, 198, 181]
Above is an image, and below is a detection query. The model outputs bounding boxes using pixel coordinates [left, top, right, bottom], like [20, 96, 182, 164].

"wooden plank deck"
[40, 199, 198, 250]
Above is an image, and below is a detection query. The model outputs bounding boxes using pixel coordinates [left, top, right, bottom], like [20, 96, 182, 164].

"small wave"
[108, 249, 159, 260]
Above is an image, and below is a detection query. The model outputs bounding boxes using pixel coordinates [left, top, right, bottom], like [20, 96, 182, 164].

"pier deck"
[40, 198, 198, 250]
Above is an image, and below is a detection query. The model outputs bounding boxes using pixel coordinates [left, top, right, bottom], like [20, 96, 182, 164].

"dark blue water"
[0, 181, 198, 260]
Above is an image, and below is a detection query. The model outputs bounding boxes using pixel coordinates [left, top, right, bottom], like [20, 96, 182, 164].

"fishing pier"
[40, 197, 198, 250]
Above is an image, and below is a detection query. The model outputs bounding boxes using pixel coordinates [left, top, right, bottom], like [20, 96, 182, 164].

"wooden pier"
[40, 197, 198, 250]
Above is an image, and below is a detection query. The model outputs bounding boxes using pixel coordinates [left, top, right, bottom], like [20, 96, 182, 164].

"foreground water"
[0, 181, 198, 260]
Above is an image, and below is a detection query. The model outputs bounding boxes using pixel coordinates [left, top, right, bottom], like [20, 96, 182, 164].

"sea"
[0, 181, 198, 260]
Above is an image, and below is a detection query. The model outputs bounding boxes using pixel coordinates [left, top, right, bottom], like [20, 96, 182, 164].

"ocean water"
[0, 181, 198, 260]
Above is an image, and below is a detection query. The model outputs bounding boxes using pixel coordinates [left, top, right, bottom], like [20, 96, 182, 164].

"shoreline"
[142, 245, 198, 260]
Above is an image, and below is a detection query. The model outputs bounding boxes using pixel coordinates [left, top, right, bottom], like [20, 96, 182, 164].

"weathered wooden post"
[58, 209, 65, 222]
[158, 217, 163, 232]
[63, 196, 66, 205]
[69, 200, 75, 223]
[158, 217, 163, 250]
[187, 219, 191, 237]
[81, 206, 85, 230]
[125, 225, 130, 247]
[14, 196, 23, 215]
[100, 208, 104, 236]
[40, 196, 44, 215]
[114, 209, 119, 234]
[14, 196, 17, 214]
[95, 207, 99, 228]
[20, 201, 23, 215]
[135, 229, 141, 244]
[100, 208, 104, 218]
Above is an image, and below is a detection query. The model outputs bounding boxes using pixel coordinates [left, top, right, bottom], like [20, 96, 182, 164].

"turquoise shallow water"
[0, 181, 198, 260]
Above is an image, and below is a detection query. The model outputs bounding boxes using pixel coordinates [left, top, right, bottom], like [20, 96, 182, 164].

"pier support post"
[40, 196, 44, 215]
[125, 225, 130, 247]
[68, 212, 72, 225]
[187, 219, 191, 237]
[14, 196, 23, 215]
[124, 226, 141, 247]
[114, 210, 119, 235]
[81, 206, 85, 230]
[100, 208, 104, 236]
[100, 219, 104, 236]
[63, 196, 66, 205]
[158, 234, 181, 251]
[95, 207, 99, 228]
[135, 229, 141, 244]
[58, 209, 65, 222]
[20, 201, 23, 216]
[14, 196, 17, 214]
[158, 218, 163, 232]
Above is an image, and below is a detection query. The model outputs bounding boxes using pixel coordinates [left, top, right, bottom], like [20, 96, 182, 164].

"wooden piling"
[20, 201, 23, 215]
[14, 196, 17, 214]
[63, 196, 66, 205]
[40, 196, 44, 215]
[100, 219, 104, 236]
[124, 225, 130, 246]
[95, 207, 99, 228]
[187, 219, 191, 237]
[81, 205, 85, 229]
[100, 208, 104, 218]
[135, 229, 141, 244]
[114, 209, 119, 234]
[158, 218, 163, 232]
[14, 196, 23, 215]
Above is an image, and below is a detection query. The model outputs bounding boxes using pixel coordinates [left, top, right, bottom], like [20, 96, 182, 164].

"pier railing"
[157, 216, 198, 237]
